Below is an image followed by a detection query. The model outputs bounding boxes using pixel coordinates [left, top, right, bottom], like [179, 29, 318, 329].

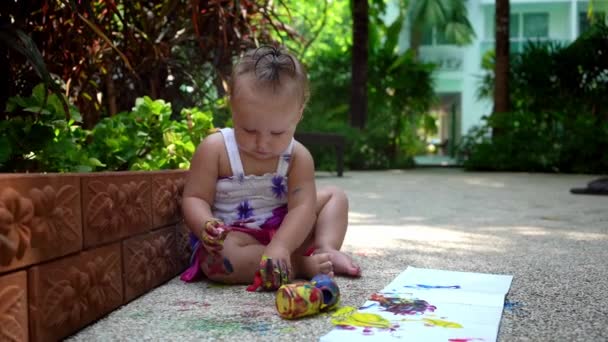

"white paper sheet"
[320, 267, 513, 342]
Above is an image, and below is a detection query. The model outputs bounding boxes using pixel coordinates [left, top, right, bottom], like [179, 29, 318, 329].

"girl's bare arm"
[267, 142, 317, 253]
[181, 133, 223, 238]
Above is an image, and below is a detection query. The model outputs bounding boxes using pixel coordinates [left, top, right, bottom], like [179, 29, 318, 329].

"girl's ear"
[298, 104, 305, 122]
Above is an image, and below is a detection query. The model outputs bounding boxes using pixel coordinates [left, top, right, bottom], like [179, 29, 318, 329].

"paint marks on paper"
[330, 306, 392, 328]
[404, 284, 461, 290]
[422, 318, 463, 328]
[447, 338, 485, 342]
[370, 293, 437, 315]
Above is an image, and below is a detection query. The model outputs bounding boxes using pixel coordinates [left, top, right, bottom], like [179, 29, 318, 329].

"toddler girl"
[180, 46, 360, 289]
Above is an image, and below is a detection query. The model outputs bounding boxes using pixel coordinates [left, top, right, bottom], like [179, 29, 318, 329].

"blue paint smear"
[403, 284, 461, 289]
[358, 303, 378, 310]
[504, 299, 523, 312]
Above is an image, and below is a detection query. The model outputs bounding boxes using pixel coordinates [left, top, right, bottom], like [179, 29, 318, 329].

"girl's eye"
[244, 128, 256, 134]
[271, 131, 285, 136]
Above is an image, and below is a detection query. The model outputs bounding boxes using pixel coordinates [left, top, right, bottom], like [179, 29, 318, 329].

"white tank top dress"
[180, 128, 294, 282]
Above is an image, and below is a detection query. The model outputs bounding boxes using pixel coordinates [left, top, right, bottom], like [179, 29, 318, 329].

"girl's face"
[231, 75, 303, 160]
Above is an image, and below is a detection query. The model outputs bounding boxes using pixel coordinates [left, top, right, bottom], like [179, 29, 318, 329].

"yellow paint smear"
[330, 306, 391, 329]
[422, 318, 463, 328]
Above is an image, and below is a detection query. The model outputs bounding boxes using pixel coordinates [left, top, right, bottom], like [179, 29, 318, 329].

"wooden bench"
[295, 132, 345, 177]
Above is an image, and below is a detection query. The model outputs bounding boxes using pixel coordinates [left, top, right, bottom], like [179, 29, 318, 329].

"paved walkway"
[69, 169, 608, 341]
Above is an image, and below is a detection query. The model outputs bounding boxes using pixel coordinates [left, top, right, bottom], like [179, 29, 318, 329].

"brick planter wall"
[0, 170, 191, 341]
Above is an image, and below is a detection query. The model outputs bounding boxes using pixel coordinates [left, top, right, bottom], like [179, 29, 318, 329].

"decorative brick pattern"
[0, 175, 82, 273]
[122, 226, 178, 302]
[28, 243, 123, 342]
[81, 173, 152, 248]
[176, 222, 193, 271]
[0, 170, 188, 341]
[0, 271, 29, 342]
[151, 171, 187, 228]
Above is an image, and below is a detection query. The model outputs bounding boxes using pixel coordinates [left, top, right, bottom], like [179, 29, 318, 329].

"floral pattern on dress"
[236, 200, 254, 220]
[271, 176, 287, 199]
[260, 205, 288, 230]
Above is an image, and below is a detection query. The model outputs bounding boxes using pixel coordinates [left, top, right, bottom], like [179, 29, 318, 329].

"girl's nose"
[256, 133, 270, 150]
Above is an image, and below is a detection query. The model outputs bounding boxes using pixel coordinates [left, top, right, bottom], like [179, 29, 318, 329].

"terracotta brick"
[151, 170, 187, 228]
[0, 174, 82, 274]
[122, 226, 178, 302]
[176, 222, 193, 271]
[28, 243, 123, 342]
[81, 172, 152, 248]
[0, 271, 28, 342]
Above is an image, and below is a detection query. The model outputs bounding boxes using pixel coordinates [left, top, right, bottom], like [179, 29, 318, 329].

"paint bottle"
[275, 274, 340, 319]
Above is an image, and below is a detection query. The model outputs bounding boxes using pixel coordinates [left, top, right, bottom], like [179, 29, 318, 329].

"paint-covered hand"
[259, 245, 292, 290]
[200, 219, 229, 254]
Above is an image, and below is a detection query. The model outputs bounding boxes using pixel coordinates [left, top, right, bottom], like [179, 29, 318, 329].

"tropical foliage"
[0, 86, 214, 172]
[296, 0, 436, 170]
[461, 21, 608, 173]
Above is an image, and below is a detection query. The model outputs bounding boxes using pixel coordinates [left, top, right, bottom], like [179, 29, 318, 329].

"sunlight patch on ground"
[478, 226, 607, 241]
[344, 224, 507, 254]
[464, 178, 505, 188]
[562, 231, 608, 241]
[511, 226, 550, 236]
[357, 192, 382, 199]
[349, 211, 378, 224]
[349, 211, 427, 224]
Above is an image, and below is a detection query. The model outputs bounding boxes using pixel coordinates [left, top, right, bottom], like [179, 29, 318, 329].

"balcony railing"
[480, 38, 571, 54]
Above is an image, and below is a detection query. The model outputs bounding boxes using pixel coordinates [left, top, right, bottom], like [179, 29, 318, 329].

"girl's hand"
[259, 244, 292, 290]
[200, 219, 229, 254]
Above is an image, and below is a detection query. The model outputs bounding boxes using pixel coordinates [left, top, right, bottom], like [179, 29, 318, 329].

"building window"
[523, 13, 549, 38]
[421, 27, 457, 46]
[421, 26, 434, 45]
[509, 14, 520, 38]
[579, 12, 606, 33]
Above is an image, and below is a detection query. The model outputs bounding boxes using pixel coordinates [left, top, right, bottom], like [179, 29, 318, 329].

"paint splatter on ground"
[370, 293, 437, 315]
[181, 316, 277, 336]
[504, 299, 523, 312]
[127, 311, 151, 319]
[172, 300, 211, 311]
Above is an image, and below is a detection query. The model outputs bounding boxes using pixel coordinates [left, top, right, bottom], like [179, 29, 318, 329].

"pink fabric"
[180, 205, 313, 283]
[180, 244, 203, 282]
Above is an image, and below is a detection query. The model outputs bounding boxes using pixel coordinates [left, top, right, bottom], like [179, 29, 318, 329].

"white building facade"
[398, 0, 608, 150]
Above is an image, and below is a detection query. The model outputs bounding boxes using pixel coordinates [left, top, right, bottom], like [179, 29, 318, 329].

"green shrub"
[1, 84, 101, 172]
[1, 87, 214, 172]
[458, 111, 608, 173]
[465, 21, 608, 173]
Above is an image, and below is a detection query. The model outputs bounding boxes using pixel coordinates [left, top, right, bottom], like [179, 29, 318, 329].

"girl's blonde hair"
[229, 46, 310, 107]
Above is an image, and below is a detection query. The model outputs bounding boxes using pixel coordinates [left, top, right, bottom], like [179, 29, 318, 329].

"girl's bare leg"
[313, 186, 361, 276]
[202, 231, 333, 284]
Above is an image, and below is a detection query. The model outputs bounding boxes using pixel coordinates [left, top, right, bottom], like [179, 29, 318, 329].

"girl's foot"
[294, 253, 334, 279]
[316, 249, 361, 277]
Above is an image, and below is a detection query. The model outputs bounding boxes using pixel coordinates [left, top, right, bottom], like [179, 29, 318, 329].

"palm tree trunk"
[350, 0, 368, 129]
[493, 0, 510, 135]
[410, 25, 422, 59]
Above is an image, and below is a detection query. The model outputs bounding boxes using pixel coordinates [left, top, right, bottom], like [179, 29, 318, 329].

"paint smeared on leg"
[201, 252, 234, 277]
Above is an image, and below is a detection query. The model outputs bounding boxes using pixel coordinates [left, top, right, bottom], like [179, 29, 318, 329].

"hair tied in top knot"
[252, 46, 297, 82]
